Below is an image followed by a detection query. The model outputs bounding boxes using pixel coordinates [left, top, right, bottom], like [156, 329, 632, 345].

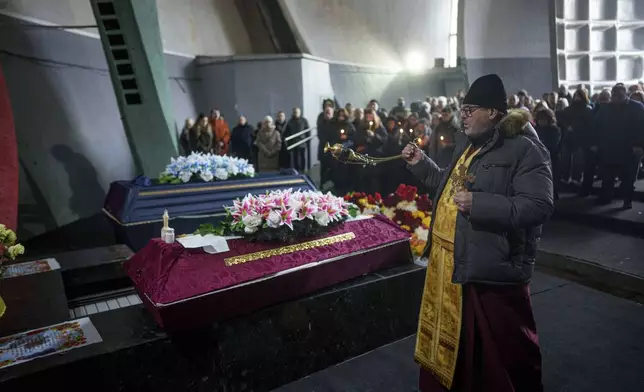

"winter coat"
[409, 110, 554, 284]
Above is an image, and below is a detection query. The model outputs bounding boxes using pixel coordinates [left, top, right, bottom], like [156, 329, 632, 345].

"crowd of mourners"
[179, 81, 644, 209]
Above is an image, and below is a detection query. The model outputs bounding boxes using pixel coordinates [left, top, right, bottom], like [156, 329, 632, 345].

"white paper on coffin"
[177, 234, 230, 254]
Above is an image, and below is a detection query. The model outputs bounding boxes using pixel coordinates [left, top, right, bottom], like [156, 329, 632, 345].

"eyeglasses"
[460, 105, 481, 118]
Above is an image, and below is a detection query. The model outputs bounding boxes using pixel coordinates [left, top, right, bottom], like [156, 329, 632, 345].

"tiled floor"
[69, 293, 142, 319]
[274, 272, 644, 392]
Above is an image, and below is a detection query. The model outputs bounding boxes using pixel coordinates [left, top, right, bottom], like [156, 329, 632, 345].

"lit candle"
[340, 129, 345, 134]
[409, 129, 413, 133]
[417, 138, 422, 144]
[369, 121, 373, 126]
[399, 129, 403, 134]
[163, 209, 169, 230]
[440, 135, 445, 141]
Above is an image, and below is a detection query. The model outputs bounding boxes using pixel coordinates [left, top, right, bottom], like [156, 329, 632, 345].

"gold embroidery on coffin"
[414, 146, 480, 390]
[224, 232, 356, 266]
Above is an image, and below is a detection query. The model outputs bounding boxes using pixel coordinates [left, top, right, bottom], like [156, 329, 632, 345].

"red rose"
[417, 194, 432, 212]
[395, 184, 418, 202]
[374, 192, 383, 203]
[401, 211, 416, 227]
[403, 189, 417, 202]
[367, 195, 375, 205]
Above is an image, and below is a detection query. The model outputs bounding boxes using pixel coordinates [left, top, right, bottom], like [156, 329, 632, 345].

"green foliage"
[194, 223, 225, 236]
[347, 205, 359, 218]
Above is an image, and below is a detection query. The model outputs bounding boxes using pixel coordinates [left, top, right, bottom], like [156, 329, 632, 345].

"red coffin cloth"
[125, 215, 410, 306]
[0, 63, 18, 230]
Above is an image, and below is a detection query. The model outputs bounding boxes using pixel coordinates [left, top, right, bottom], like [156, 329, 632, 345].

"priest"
[402, 74, 553, 392]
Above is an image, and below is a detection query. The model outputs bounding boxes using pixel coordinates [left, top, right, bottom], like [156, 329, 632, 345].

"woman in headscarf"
[255, 115, 282, 172]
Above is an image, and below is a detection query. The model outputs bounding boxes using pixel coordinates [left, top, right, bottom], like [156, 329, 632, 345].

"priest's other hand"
[453, 191, 473, 213]
[402, 143, 422, 165]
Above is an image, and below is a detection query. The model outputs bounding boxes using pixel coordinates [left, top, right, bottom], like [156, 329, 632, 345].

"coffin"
[103, 170, 317, 251]
[124, 216, 412, 330]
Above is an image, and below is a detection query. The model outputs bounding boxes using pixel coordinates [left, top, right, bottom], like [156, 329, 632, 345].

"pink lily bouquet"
[196, 189, 357, 242]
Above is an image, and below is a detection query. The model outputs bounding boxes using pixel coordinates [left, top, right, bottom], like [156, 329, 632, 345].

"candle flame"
[440, 135, 444, 141]
[340, 129, 345, 134]
[369, 121, 373, 126]
[417, 138, 422, 144]
[399, 129, 403, 133]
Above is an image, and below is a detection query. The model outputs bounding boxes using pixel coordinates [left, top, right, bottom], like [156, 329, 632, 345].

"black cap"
[463, 74, 508, 113]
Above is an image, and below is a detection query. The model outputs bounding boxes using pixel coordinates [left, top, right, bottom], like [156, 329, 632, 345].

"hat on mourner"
[463, 74, 508, 113]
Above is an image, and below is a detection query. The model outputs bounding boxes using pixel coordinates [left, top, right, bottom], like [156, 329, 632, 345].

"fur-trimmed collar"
[497, 109, 533, 138]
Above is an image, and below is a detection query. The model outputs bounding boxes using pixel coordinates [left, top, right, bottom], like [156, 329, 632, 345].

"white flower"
[242, 214, 262, 230]
[215, 168, 228, 181]
[397, 201, 418, 212]
[313, 211, 330, 226]
[288, 199, 303, 213]
[228, 164, 239, 176]
[244, 225, 259, 234]
[179, 171, 193, 183]
[266, 210, 282, 228]
[414, 227, 429, 241]
[199, 171, 214, 182]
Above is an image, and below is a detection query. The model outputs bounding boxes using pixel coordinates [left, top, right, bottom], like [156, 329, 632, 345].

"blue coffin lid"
[103, 171, 318, 225]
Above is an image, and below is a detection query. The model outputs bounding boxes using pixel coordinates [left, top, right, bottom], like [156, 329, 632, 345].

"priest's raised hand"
[402, 143, 422, 165]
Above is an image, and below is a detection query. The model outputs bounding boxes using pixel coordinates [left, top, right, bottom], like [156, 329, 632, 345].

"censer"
[323, 141, 420, 166]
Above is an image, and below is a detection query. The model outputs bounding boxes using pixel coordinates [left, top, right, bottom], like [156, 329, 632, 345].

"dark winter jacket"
[409, 110, 554, 284]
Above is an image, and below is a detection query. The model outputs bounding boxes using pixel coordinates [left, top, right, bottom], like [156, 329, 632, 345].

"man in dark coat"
[284, 107, 311, 172]
[402, 74, 553, 392]
[594, 83, 644, 208]
[275, 111, 289, 168]
[230, 115, 254, 161]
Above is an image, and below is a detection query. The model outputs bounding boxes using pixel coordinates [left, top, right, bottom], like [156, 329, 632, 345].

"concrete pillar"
[90, 0, 177, 176]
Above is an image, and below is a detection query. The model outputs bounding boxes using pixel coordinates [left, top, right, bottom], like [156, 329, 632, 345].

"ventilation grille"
[95, 0, 142, 106]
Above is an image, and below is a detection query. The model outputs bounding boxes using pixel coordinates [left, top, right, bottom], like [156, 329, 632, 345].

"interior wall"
[463, 0, 553, 96]
[0, 13, 204, 239]
[329, 64, 465, 109]
[198, 57, 305, 128]
[280, 0, 452, 69]
[0, 0, 252, 56]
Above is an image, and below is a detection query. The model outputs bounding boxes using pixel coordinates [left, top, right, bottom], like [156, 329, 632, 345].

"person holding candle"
[354, 108, 387, 192]
[430, 106, 463, 168]
[381, 116, 413, 195]
[328, 108, 356, 194]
